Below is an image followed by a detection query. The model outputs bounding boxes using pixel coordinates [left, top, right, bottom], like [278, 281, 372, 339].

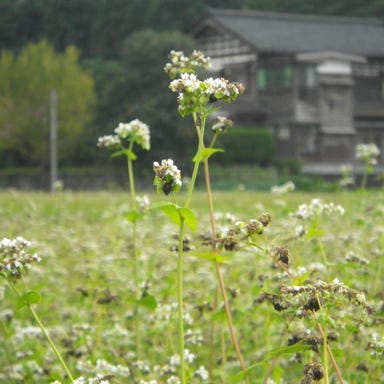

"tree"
[0, 40, 95, 168]
[93, 29, 196, 170]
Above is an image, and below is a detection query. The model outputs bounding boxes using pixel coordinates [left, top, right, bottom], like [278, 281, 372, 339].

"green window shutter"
[257, 69, 266, 90]
[282, 65, 292, 87]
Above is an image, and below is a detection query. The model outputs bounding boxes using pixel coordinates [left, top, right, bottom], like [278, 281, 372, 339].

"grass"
[0, 189, 383, 383]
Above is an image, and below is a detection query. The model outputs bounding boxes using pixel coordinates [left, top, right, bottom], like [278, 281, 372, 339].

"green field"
[0, 190, 383, 383]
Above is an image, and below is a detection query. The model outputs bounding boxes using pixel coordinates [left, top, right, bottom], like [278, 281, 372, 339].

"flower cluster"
[291, 198, 345, 220]
[153, 159, 182, 195]
[51, 376, 112, 384]
[356, 143, 380, 166]
[339, 164, 355, 187]
[205, 213, 271, 251]
[212, 116, 233, 134]
[271, 181, 295, 194]
[136, 195, 151, 213]
[97, 119, 150, 151]
[367, 333, 384, 359]
[169, 73, 245, 116]
[279, 278, 374, 313]
[76, 359, 130, 379]
[164, 50, 211, 79]
[96, 135, 121, 151]
[0, 237, 41, 281]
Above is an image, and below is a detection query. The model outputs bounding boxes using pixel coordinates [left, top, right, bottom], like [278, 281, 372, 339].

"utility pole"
[49, 89, 58, 191]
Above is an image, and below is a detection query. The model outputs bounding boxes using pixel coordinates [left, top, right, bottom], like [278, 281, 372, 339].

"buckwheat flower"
[204, 77, 244, 102]
[166, 376, 181, 384]
[184, 348, 196, 363]
[194, 365, 209, 380]
[153, 159, 182, 195]
[291, 199, 345, 220]
[345, 250, 369, 265]
[133, 360, 151, 374]
[0, 237, 41, 281]
[115, 119, 151, 150]
[136, 195, 150, 212]
[169, 73, 244, 116]
[169, 349, 195, 367]
[212, 116, 233, 133]
[97, 135, 121, 150]
[169, 73, 201, 93]
[271, 181, 295, 194]
[356, 143, 380, 165]
[73, 378, 86, 384]
[164, 50, 211, 79]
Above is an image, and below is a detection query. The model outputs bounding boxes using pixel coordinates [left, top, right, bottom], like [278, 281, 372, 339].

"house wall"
[318, 77, 354, 131]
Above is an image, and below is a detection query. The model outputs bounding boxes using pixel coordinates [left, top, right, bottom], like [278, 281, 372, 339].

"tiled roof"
[206, 8, 384, 56]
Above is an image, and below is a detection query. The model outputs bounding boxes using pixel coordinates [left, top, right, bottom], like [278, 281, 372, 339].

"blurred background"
[0, 0, 383, 190]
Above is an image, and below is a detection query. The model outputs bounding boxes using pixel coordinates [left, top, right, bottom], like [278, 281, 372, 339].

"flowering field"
[0, 189, 383, 384]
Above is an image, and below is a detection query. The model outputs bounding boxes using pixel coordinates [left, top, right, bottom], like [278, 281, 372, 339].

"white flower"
[164, 50, 211, 79]
[271, 181, 295, 194]
[0, 237, 41, 280]
[153, 159, 182, 195]
[194, 365, 209, 380]
[291, 199, 345, 220]
[136, 195, 150, 212]
[166, 377, 181, 384]
[356, 143, 380, 165]
[97, 135, 121, 150]
[115, 119, 151, 150]
[212, 116, 233, 133]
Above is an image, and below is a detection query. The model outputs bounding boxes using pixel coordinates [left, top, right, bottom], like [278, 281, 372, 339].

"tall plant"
[156, 50, 247, 383]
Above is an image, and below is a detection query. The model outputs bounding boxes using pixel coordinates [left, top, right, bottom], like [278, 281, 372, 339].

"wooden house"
[192, 8, 384, 176]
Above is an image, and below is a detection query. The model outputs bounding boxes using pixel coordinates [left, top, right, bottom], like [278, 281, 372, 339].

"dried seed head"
[257, 212, 272, 227]
[304, 296, 321, 312]
[303, 362, 324, 381]
[273, 246, 290, 265]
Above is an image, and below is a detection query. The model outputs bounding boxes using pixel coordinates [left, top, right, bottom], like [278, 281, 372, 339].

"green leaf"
[137, 295, 157, 310]
[265, 344, 312, 358]
[151, 201, 181, 226]
[228, 344, 312, 382]
[178, 207, 197, 230]
[292, 270, 313, 286]
[191, 252, 228, 263]
[111, 149, 137, 160]
[305, 221, 324, 239]
[126, 211, 143, 223]
[212, 308, 226, 323]
[193, 148, 224, 163]
[16, 291, 41, 310]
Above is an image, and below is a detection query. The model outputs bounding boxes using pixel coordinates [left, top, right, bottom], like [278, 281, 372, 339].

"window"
[257, 65, 292, 90]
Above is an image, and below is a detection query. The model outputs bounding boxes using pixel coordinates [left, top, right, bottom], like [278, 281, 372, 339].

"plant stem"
[177, 217, 187, 384]
[126, 144, 141, 359]
[29, 304, 75, 382]
[315, 320, 345, 384]
[208, 286, 219, 379]
[203, 159, 249, 383]
[127, 142, 137, 211]
[8, 280, 74, 382]
[185, 112, 206, 209]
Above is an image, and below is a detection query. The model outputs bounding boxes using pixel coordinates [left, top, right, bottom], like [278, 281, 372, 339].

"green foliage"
[214, 127, 276, 165]
[0, 40, 95, 167]
[93, 29, 195, 168]
[1, 190, 383, 382]
[151, 202, 197, 230]
[16, 291, 42, 310]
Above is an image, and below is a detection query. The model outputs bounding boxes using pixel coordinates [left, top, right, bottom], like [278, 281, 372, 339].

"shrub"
[213, 127, 276, 165]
